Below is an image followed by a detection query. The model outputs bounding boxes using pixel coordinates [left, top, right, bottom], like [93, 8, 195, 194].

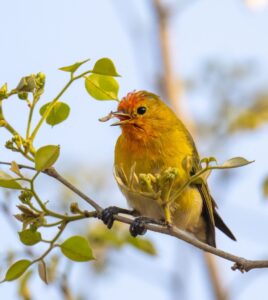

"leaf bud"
[5, 139, 19, 152]
[18, 92, 29, 100]
[12, 135, 23, 148]
[16, 75, 37, 93]
[35, 72, 46, 89]
[70, 202, 82, 214]
[0, 83, 8, 100]
[18, 191, 33, 203]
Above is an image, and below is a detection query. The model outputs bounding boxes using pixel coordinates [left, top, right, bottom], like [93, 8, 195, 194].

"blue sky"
[1, 1, 268, 299]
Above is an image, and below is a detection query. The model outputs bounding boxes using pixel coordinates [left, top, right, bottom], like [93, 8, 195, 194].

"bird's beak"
[110, 111, 132, 126]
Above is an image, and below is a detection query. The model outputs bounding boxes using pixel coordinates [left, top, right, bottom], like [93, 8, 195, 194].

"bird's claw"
[99, 206, 135, 229]
[130, 217, 151, 237]
[129, 217, 168, 237]
[99, 206, 120, 229]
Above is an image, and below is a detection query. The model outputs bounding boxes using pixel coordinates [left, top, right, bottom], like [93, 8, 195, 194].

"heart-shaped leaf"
[40, 102, 70, 126]
[35, 145, 60, 171]
[92, 58, 120, 77]
[85, 74, 119, 101]
[60, 235, 95, 262]
[19, 229, 42, 246]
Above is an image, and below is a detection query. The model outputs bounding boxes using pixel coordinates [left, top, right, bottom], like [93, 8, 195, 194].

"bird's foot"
[129, 217, 165, 237]
[99, 206, 136, 229]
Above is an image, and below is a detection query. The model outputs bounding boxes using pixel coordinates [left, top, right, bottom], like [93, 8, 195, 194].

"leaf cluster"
[0, 57, 125, 284]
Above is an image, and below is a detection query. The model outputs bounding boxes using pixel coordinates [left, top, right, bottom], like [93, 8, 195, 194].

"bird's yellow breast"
[114, 124, 203, 232]
[115, 125, 193, 177]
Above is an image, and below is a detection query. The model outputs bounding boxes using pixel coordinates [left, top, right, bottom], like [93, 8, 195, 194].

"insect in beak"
[98, 111, 132, 126]
[110, 111, 132, 126]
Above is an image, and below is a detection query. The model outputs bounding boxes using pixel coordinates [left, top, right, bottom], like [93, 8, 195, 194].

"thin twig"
[0, 160, 268, 272]
[0, 161, 102, 212]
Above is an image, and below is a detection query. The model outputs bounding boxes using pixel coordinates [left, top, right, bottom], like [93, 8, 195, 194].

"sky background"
[1, 0, 268, 299]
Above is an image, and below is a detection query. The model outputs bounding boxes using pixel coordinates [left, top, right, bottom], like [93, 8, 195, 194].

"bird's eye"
[137, 106, 147, 115]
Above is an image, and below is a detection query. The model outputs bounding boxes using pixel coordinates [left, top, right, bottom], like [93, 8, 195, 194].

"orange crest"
[118, 91, 147, 113]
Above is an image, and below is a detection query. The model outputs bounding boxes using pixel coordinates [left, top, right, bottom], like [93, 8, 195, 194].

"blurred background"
[0, 0, 268, 299]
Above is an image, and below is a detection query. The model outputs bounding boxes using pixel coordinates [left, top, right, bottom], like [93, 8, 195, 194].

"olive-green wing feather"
[191, 149, 236, 245]
[182, 124, 235, 246]
[186, 133, 215, 242]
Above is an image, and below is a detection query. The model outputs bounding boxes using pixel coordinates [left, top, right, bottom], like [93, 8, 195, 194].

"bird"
[101, 90, 236, 247]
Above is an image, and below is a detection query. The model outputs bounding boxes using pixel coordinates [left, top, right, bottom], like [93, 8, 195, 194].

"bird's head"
[110, 90, 177, 139]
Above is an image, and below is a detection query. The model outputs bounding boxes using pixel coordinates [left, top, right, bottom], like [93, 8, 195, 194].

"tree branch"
[0, 161, 102, 213]
[1, 160, 268, 273]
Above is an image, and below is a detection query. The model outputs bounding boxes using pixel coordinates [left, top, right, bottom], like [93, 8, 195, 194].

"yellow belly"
[120, 182, 202, 230]
[114, 133, 205, 240]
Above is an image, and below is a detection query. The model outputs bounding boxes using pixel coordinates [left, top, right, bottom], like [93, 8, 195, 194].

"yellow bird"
[101, 90, 236, 247]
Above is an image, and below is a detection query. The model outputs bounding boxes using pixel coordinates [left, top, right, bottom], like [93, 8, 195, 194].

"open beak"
[110, 111, 132, 126]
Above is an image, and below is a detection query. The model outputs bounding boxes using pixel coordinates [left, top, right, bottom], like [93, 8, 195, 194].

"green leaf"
[35, 145, 60, 171]
[85, 74, 119, 101]
[220, 157, 254, 169]
[59, 58, 90, 73]
[0, 171, 22, 189]
[0, 179, 22, 189]
[92, 58, 120, 77]
[39, 102, 70, 126]
[4, 260, 31, 281]
[19, 229, 42, 246]
[60, 235, 95, 262]
[127, 236, 156, 256]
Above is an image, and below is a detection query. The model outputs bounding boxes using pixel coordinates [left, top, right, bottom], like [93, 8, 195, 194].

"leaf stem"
[26, 97, 35, 139]
[32, 222, 67, 264]
[29, 70, 91, 142]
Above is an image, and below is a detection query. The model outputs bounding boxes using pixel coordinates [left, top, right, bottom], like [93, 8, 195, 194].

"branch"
[0, 161, 102, 212]
[1, 160, 268, 272]
[114, 214, 268, 272]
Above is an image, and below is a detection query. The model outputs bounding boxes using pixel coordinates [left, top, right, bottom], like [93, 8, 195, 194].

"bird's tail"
[214, 210, 236, 241]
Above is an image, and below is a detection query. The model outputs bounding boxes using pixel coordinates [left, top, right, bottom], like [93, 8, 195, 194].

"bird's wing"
[192, 153, 236, 245]
[191, 152, 216, 247]
[181, 126, 235, 246]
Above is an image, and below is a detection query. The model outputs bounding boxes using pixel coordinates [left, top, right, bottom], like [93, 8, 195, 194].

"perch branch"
[0, 161, 268, 273]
